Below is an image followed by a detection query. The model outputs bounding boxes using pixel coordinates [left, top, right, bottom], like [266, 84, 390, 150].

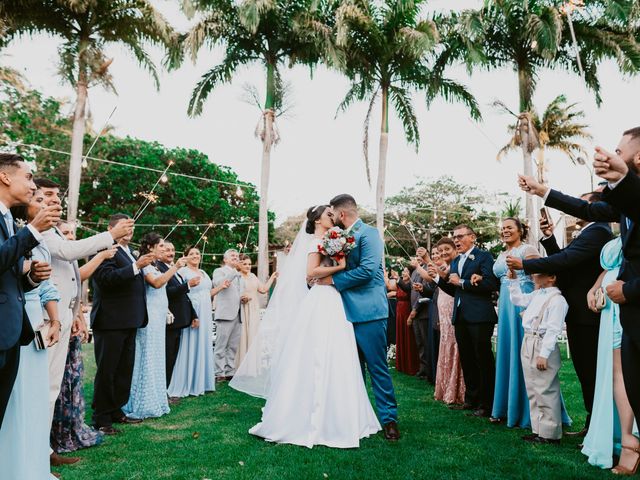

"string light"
[236, 186, 244, 198]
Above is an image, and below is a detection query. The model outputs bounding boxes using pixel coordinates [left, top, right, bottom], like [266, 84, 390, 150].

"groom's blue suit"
[333, 219, 398, 425]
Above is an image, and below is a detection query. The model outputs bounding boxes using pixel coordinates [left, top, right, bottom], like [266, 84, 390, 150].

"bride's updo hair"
[305, 205, 329, 234]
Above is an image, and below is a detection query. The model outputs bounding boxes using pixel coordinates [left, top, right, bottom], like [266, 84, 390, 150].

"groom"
[317, 194, 399, 441]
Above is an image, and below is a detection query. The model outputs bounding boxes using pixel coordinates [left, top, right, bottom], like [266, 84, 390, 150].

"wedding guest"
[211, 249, 244, 382]
[508, 190, 613, 435]
[588, 139, 640, 444]
[427, 246, 441, 383]
[124, 233, 187, 420]
[491, 218, 538, 427]
[50, 220, 115, 453]
[34, 178, 134, 466]
[408, 248, 435, 382]
[384, 269, 399, 346]
[509, 271, 568, 445]
[91, 214, 153, 435]
[582, 237, 639, 473]
[395, 266, 420, 375]
[168, 246, 216, 398]
[0, 153, 58, 428]
[236, 254, 277, 367]
[156, 241, 198, 395]
[431, 238, 465, 405]
[0, 187, 61, 479]
[435, 225, 499, 417]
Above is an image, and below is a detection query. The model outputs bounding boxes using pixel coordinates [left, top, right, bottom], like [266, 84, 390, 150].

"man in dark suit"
[409, 247, 436, 382]
[507, 194, 612, 434]
[0, 153, 60, 427]
[433, 224, 499, 417]
[519, 126, 640, 430]
[158, 241, 198, 394]
[579, 133, 640, 429]
[90, 213, 154, 435]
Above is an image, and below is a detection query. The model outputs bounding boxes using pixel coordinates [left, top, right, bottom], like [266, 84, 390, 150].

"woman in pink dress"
[433, 238, 466, 405]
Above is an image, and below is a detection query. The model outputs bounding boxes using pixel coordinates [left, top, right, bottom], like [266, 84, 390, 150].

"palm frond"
[362, 88, 379, 187]
[389, 85, 419, 150]
[188, 57, 239, 116]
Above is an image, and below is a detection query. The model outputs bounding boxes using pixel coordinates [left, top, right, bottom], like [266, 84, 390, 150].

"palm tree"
[334, 0, 481, 236]
[496, 94, 592, 184]
[447, 0, 640, 227]
[175, 0, 335, 281]
[495, 94, 592, 240]
[3, 0, 174, 220]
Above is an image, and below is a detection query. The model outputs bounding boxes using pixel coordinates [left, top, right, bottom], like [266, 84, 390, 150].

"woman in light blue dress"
[0, 191, 61, 479]
[124, 233, 187, 419]
[582, 237, 639, 472]
[168, 246, 215, 397]
[491, 218, 571, 428]
[491, 218, 539, 427]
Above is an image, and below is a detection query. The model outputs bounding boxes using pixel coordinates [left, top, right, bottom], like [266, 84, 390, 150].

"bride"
[231, 205, 381, 448]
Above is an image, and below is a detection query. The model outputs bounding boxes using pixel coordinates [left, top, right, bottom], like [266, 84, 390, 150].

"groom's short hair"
[330, 194, 357, 210]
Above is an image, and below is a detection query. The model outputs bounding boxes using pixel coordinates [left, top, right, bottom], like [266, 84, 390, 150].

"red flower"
[346, 237, 355, 243]
[329, 230, 339, 239]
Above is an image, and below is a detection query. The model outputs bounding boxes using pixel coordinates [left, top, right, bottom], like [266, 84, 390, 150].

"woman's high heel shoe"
[612, 444, 640, 476]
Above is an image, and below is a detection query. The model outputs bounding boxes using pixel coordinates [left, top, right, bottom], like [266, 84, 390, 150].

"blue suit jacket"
[437, 247, 499, 325]
[332, 220, 388, 324]
[0, 221, 39, 351]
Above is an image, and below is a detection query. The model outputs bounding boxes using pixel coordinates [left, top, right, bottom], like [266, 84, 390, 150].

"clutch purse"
[594, 287, 606, 311]
[166, 311, 175, 325]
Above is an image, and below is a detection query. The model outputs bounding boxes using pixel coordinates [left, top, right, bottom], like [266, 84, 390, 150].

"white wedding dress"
[247, 236, 381, 448]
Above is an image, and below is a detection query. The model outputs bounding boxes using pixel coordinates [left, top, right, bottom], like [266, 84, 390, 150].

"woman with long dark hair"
[124, 233, 186, 419]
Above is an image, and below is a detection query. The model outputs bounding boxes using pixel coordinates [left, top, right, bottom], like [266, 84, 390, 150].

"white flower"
[469, 254, 475, 261]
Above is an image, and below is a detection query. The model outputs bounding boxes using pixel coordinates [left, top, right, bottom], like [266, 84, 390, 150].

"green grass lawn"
[53, 345, 612, 480]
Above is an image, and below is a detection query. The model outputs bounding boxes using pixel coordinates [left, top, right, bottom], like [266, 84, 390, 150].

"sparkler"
[384, 226, 412, 257]
[241, 224, 253, 252]
[59, 105, 118, 207]
[562, 0, 585, 77]
[194, 222, 214, 247]
[133, 160, 174, 221]
[164, 219, 184, 240]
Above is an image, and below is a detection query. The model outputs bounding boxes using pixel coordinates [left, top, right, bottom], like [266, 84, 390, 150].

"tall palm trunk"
[257, 62, 276, 283]
[518, 66, 535, 240]
[376, 86, 389, 239]
[68, 67, 88, 221]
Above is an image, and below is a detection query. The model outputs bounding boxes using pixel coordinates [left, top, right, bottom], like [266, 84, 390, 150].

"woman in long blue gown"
[0, 193, 61, 479]
[582, 237, 639, 471]
[491, 219, 538, 426]
[491, 218, 571, 428]
[124, 233, 187, 419]
[167, 246, 215, 397]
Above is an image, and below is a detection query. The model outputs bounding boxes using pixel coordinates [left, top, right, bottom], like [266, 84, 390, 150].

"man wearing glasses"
[430, 225, 499, 418]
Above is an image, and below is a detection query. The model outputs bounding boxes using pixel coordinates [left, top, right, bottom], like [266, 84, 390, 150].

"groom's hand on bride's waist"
[315, 276, 333, 286]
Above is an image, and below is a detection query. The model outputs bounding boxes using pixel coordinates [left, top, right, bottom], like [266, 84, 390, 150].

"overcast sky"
[3, 0, 640, 224]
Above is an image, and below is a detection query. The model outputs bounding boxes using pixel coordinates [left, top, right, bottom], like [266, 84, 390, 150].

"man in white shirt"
[509, 271, 569, 444]
[34, 178, 134, 467]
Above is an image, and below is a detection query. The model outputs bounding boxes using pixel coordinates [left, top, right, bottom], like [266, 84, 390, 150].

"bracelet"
[48, 319, 60, 324]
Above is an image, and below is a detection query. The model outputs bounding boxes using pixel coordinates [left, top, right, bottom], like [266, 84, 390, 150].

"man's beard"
[334, 218, 346, 229]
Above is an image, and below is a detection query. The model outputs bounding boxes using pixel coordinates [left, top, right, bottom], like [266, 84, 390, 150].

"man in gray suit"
[35, 179, 134, 467]
[211, 249, 244, 382]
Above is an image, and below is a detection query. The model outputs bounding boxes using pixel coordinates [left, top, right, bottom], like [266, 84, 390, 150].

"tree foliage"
[385, 176, 506, 258]
[0, 77, 268, 269]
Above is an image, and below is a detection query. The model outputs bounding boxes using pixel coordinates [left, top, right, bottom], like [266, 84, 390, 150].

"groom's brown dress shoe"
[50, 453, 81, 466]
[383, 422, 400, 441]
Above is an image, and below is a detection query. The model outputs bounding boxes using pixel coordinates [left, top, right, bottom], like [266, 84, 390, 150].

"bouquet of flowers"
[317, 226, 356, 261]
